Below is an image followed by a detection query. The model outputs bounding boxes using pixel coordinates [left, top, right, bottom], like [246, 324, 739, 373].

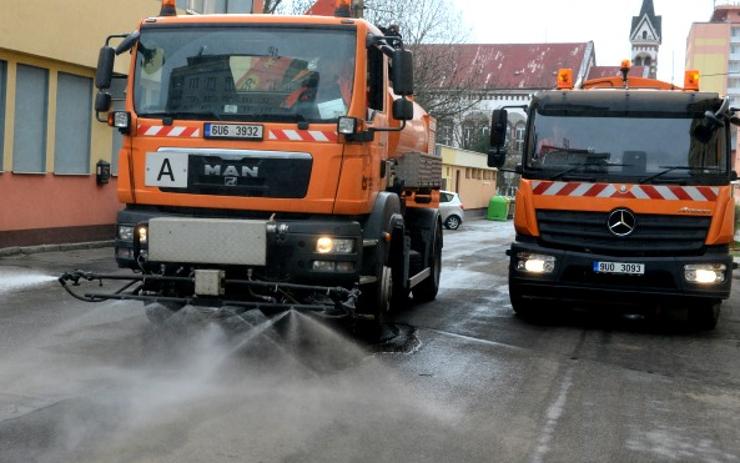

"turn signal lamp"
[684, 70, 701, 91]
[160, 0, 177, 16]
[556, 68, 574, 90]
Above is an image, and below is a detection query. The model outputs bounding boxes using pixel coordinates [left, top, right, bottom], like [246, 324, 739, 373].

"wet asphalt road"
[0, 220, 739, 463]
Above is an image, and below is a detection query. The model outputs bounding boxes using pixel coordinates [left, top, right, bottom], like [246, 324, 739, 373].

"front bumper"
[508, 242, 733, 303]
[114, 207, 362, 285]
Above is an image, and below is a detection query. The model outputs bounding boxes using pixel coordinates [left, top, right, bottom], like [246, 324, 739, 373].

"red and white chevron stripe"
[268, 129, 338, 143]
[137, 124, 201, 137]
[531, 181, 720, 202]
[136, 125, 338, 143]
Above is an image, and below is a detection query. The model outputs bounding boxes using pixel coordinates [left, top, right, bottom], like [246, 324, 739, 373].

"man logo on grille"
[608, 209, 636, 237]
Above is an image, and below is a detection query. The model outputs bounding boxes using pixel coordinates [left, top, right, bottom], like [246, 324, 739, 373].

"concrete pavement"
[0, 221, 738, 463]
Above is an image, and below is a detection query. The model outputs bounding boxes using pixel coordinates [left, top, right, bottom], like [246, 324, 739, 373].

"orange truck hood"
[118, 119, 346, 215]
[514, 179, 735, 246]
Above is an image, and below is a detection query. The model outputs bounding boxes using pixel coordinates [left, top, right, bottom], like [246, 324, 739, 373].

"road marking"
[531, 367, 575, 463]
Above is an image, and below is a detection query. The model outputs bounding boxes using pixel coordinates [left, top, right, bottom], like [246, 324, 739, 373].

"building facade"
[0, 1, 165, 249]
[686, 1, 740, 164]
[430, 42, 597, 194]
[438, 145, 497, 211]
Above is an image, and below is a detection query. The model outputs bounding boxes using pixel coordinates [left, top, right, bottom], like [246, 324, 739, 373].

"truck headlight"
[684, 264, 726, 285]
[316, 237, 355, 254]
[516, 253, 556, 274]
[118, 226, 134, 242]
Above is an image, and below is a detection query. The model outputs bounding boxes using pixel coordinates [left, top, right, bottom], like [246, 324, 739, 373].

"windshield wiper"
[548, 162, 632, 181]
[138, 111, 224, 121]
[640, 165, 724, 183]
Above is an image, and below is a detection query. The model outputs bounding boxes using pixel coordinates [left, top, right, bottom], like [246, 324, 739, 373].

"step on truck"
[488, 62, 737, 330]
[60, 0, 443, 336]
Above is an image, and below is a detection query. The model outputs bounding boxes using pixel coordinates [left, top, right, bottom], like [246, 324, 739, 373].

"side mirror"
[95, 91, 112, 113]
[95, 46, 115, 90]
[393, 98, 414, 121]
[490, 109, 508, 148]
[704, 110, 723, 129]
[487, 149, 507, 169]
[391, 49, 414, 96]
[115, 30, 141, 55]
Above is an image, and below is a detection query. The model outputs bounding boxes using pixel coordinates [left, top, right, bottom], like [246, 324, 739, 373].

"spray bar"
[58, 271, 363, 319]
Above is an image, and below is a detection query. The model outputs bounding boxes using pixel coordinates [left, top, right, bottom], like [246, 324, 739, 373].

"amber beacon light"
[684, 70, 701, 91]
[160, 0, 177, 16]
[556, 68, 574, 90]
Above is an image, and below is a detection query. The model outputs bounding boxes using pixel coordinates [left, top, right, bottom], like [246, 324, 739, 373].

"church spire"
[630, 0, 662, 79]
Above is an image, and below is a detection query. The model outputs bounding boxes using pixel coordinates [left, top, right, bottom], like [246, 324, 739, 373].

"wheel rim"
[447, 216, 459, 229]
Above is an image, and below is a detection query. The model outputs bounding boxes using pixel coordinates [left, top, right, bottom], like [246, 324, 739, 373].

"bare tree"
[269, 0, 484, 122]
[363, 0, 485, 121]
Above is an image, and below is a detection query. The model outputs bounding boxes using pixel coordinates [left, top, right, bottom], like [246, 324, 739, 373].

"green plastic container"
[487, 196, 510, 221]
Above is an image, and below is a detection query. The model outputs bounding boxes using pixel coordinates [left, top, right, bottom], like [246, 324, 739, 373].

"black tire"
[356, 265, 393, 340]
[688, 301, 721, 331]
[509, 283, 539, 319]
[413, 221, 442, 303]
[444, 215, 462, 231]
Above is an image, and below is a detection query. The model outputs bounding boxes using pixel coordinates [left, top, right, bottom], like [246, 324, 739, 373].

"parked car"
[440, 191, 465, 230]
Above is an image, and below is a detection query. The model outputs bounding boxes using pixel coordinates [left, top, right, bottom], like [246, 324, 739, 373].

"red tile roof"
[417, 42, 593, 90]
[587, 66, 648, 79]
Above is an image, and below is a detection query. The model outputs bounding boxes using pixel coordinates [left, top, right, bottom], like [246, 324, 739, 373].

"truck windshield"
[527, 113, 728, 184]
[134, 26, 356, 123]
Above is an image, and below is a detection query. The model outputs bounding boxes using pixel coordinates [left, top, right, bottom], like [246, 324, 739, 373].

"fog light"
[516, 253, 556, 274]
[116, 248, 132, 259]
[137, 226, 148, 244]
[336, 262, 355, 273]
[685, 264, 726, 284]
[313, 261, 336, 272]
[118, 226, 134, 242]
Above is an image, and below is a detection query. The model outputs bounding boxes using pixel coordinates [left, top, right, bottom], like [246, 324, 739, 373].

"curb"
[0, 240, 114, 258]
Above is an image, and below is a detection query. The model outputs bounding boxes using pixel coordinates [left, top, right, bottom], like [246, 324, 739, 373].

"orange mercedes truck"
[488, 65, 736, 329]
[60, 0, 442, 335]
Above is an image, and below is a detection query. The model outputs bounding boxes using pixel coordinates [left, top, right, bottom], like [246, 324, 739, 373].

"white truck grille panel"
[148, 218, 267, 266]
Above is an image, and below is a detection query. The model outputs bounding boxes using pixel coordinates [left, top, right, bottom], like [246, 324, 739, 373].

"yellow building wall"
[439, 146, 498, 210]
[0, 0, 159, 73]
[0, 0, 160, 174]
[685, 23, 729, 95]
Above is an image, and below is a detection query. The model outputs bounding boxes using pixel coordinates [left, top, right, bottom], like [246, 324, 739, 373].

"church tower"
[630, 0, 662, 79]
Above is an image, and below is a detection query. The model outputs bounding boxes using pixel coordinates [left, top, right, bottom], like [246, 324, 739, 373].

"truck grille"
[536, 210, 711, 257]
[161, 150, 312, 198]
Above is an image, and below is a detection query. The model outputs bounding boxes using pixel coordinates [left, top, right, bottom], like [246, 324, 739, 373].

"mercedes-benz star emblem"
[607, 209, 636, 237]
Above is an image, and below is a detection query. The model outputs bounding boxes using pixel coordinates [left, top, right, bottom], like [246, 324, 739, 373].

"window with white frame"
[438, 121, 454, 146]
[515, 123, 526, 152]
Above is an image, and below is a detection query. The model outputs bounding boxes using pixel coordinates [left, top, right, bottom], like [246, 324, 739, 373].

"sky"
[455, 0, 716, 85]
